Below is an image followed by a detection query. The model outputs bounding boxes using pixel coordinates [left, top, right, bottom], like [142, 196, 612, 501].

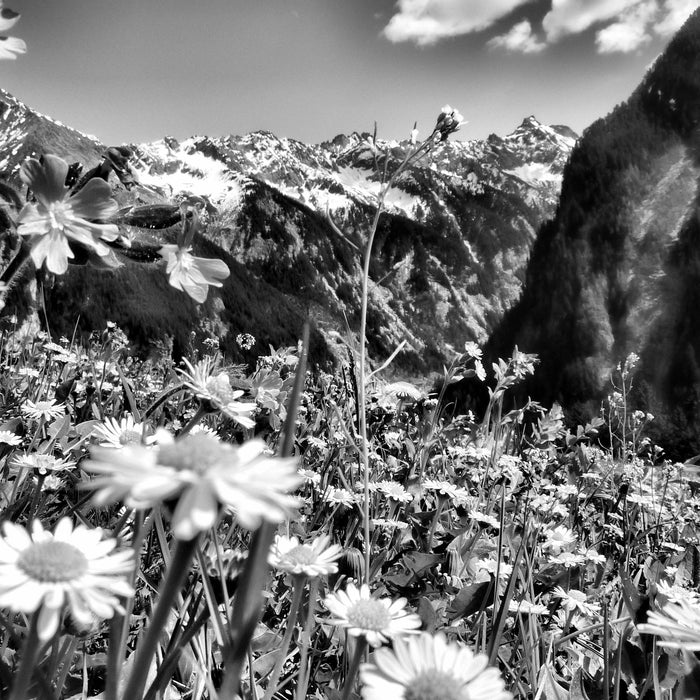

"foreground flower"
[638, 600, 700, 650]
[159, 244, 229, 303]
[323, 582, 421, 648]
[83, 433, 302, 539]
[269, 533, 342, 578]
[178, 357, 256, 428]
[0, 4, 25, 60]
[434, 105, 465, 141]
[0, 518, 133, 641]
[360, 633, 512, 700]
[17, 155, 119, 274]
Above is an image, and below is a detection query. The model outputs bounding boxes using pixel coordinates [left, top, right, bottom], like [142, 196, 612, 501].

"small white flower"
[0, 430, 21, 446]
[269, 533, 342, 578]
[21, 399, 66, 422]
[323, 582, 421, 648]
[553, 587, 600, 617]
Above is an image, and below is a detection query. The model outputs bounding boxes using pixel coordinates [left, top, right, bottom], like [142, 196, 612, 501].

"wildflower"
[0, 518, 133, 641]
[470, 511, 500, 529]
[236, 333, 256, 350]
[638, 600, 700, 650]
[323, 582, 421, 648]
[509, 599, 548, 615]
[475, 359, 486, 381]
[298, 468, 321, 487]
[178, 357, 256, 428]
[21, 398, 66, 422]
[13, 453, 75, 474]
[382, 381, 424, 402]
[269, 533, 342, 578]
[542, 525, 576, 554]
[464, 341, 482, 359]
[371, 518, 409, 531]
[17, 155, 119, 274]
[83, 433, 302, 540]
[159, 244, 229, 303]
[0, 4, 25, 60]
[323, 487, 359, 507]
[359, 632, 512, 700]
[92, 414, 153, 448]
[423, 479, 470, 505]
[0, 430, 21, 446]
[376, 480, 413, 503]
[655, 580, 700, 605]
[553, 587, 601, 617]
[434, 105, 466, 141]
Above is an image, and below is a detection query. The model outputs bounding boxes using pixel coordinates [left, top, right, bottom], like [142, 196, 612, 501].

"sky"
[0, 0, 697, 146]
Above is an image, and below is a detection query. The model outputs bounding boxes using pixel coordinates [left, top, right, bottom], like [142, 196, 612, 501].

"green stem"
[341, 636, 367, 700]
[10, 609, 42, 700]
[122, 536, 199, 700]
[263, 577, 306, 700]
[295, 577, 319, 700]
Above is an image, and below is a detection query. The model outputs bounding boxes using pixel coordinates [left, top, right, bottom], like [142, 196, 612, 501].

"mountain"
[0, 88, 576, 372]
[473, 8, 700, 456]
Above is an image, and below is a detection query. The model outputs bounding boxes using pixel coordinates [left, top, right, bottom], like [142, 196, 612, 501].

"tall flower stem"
[122, 536, 199, 700]
[263, 576, 305, 700]
[341, 636, 367, 700]
[9, 609, 41, 700]
[295, 576, 319, 700]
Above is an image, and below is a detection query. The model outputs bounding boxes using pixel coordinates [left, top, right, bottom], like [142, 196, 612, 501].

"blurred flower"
[638, 600, 700, 650]
[0, 430, 21, 446]
[17, 155, 119, 274]
[84, 433, 302, 540]
[0, 518, 133, 641]
[269, 533, 342, 578]
[178, 357, 256, 429]
[0, 4, 25, 60]
[159, 244, 229, 303]
[509, 599, 548, 615]
[21, 398, 66, 422]
[323, 582, 421, 648]
[359, 633, 512, 700]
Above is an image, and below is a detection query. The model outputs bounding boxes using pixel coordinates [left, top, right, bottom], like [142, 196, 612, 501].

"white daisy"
[178, 357, 256, 429]
[359, 632, 512, 700]
[83, 433, 302, 540]
[552, 587, 601, 617]
[21, 399, 66, 422]
[269, 533, 342, 578]
[0, 430, 21, 446]
[12, 453, 76, 474]
[0, 518, 133, 641]
[376, 481, 413, 503]
[542, 525, 576, 555]
[323, 582, 421, 648]
[92, 414, 153, 448]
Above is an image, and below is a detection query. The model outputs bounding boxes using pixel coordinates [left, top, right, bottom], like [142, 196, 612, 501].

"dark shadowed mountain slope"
[0, 89, 575, 372]
[477, 8, 700, 456]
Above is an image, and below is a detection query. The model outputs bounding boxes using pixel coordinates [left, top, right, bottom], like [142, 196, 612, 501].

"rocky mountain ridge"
[0, 88, 576, 373]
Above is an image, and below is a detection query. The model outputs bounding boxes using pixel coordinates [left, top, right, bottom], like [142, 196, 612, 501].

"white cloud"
[542, 0, 642, 41]
[655, 0, 698, 35]
[381, 0, 536, 46]
[487, 20, 547, 53]
[595, 1, 658, 53]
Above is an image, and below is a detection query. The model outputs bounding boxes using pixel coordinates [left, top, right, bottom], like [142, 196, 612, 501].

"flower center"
[47, 202, 67, 231]
[158, 434, 222, 473]
[205, 374, 239, 404]
[286, 545, 316, 565]
[119, 428, 143, 445]
[404, 670, 465, 700]
[17, 540, 88, 583]
[346, 599, 391, 631]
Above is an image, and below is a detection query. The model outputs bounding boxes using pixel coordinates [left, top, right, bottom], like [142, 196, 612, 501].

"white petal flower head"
[0, 4, 25, 60]
[323, 582, 421, 648]
[159, 244, 229, 303]
[543, 525, 576, 555]
[178, 357, 256, 429]
[17, 155, 119, 274]
[84, 433, 302, 540]
[269, 533, 342, 578]
[13, 453, 75, 474]
[21, 398, 66, 422]
[638, 600, 700, 650]
[552, 587, 600, 617]
[360, 633, 512, 700]
[92, 414, 154, 448]
[0, 518, 133, 641]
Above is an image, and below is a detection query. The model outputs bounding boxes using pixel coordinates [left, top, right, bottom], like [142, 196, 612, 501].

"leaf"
[536, 664, 569, 700]
[447, 579, 493, 621]
[417, 597, 438, 632]
[402, 552, 441, 577]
